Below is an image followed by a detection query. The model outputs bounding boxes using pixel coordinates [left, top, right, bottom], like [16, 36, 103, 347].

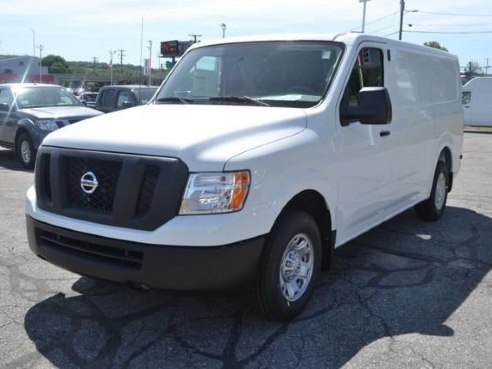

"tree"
[423, 41, 448, 52]
[464, 61, 482, 80]
[41, 54, 71, 74]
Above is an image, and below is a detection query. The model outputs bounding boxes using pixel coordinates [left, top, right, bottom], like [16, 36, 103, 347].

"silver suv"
[0, 83, 102, 168]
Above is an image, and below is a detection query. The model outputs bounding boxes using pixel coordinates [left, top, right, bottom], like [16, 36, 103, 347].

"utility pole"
[399, 0, 405, 40]
[117, 49, 126, 78]
[117, 49, 126, 66]
[485, 58, 490, 75]
[147, 40, 152, 86]
[189, 34, 202, 43]
[359, 0, 371, 33]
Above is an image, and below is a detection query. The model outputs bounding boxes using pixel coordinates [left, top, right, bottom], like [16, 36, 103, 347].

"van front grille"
[35, 147, 189, 231]
[66, 157, 122, 213]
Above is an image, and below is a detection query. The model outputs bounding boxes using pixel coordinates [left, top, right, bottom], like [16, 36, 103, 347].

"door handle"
[380, 130, 391, 137]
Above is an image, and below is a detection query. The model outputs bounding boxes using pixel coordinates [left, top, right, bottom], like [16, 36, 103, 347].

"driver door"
[336, 45, 395, 243]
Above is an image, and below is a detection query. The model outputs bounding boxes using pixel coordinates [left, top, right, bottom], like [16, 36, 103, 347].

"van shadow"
[24, 206, 492, 368]
[0, 148, 32, 172]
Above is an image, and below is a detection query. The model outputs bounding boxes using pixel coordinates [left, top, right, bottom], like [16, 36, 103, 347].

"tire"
[415, 160, 449, 221]
[16, 133, 36, 169]
[250, 210, 322, 321]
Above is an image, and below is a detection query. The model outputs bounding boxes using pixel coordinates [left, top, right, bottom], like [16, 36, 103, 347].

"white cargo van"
[462, 77, 492, 126]
[25, 33, 463, 320]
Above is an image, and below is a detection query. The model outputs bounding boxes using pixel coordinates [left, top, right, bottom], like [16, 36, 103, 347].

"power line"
[409, 22, 492, 27]
[404, 30, 492, 34]
[343, 11, 399, 33]
[417, 11, 492, 17]
[369, 25, 397, 34]
[365, 11, 399, 26]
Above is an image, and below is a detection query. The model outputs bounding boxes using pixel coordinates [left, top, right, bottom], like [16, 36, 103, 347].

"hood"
[42, 104, 307, 170]
[19, 106, 102, 120]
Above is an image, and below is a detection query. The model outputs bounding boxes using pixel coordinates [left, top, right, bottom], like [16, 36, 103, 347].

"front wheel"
[415, 160, 449, 221]
[250, 210, 321, 321]
[16, 133, 36, 169]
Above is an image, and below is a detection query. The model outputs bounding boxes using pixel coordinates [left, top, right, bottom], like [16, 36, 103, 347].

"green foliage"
[2, 53, 168, 85]
[464, 61, 482, 78]
[62, 60, 169, 84]
[42, 54, 71, 73]
[423, 41, 448, 52]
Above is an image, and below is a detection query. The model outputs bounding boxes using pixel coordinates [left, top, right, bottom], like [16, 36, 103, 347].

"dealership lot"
[0, 132, 491, 369]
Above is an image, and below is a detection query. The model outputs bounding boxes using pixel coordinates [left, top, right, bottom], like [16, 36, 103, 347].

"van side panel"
[386, 46, 435, 206]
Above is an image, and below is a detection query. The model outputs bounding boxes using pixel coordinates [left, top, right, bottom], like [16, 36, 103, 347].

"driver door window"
[342, 48, 384, 108]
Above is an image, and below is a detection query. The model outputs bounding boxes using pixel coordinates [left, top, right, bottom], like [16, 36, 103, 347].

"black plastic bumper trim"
[26, 216, 265, 291]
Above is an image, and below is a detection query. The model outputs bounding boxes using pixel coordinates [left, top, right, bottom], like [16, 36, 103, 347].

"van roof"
[188, 32, 458, 60]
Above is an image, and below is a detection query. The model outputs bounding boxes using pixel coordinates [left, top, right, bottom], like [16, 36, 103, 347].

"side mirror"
[0, 103, 10, 112]
[341, 87, 392, 126]
[122, 101, 135, 108]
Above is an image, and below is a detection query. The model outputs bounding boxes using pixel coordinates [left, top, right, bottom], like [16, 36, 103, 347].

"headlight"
[34, 119, 58, 131]
[179, 171, 250, 215]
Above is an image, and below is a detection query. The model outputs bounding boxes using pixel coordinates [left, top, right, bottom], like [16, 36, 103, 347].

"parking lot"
[0, 132, 491, 369]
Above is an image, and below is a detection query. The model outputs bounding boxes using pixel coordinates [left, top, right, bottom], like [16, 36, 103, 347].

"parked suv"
[94, 85, 157, 113]
[0, 83, 102, 168]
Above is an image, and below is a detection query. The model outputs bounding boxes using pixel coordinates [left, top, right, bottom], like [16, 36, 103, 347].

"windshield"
[14, 86, 81, 109]
[155, 41, 343, 108]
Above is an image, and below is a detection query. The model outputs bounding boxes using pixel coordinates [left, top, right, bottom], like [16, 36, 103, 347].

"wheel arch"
[14, 126, 31, 152]
[271, 189, 335, 271]
[439, 146, 453, 192]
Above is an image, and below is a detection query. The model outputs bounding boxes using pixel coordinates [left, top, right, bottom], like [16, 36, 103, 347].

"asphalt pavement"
[0, 132, 491, 369]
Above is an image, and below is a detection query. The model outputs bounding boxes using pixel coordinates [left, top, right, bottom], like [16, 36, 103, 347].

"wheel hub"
[279, 233, 314, 302]
[434, 172, 447, 210]
[20, 141, 32, 163]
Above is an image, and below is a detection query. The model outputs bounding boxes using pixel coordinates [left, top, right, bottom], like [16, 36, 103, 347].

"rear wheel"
[250, 210, 321, 321]
[16, 133, 36, 169]
[415, 160, 449, 221]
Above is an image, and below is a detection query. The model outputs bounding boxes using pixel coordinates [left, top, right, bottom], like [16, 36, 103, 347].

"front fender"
[225, 128, 338, 234]
[16, 118, 47, 149]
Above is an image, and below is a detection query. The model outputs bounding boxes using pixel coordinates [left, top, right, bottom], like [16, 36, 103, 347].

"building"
[0, 56, 53, 83]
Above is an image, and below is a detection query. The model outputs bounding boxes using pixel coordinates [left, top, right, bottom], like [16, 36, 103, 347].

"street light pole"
[220, 23, 227, 39]
[147, 40, 152, 86]
[31, 29, 36, 57]
[359, 0, 371, 33]
[38, 44, 44, 82]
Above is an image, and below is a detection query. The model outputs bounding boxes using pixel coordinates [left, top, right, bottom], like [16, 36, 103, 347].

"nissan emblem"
[80, 171, 99, 194]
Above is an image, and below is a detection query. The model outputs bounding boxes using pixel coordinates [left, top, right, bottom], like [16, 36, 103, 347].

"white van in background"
[462, 77, 492, 127]
[25, 34, 463, 320]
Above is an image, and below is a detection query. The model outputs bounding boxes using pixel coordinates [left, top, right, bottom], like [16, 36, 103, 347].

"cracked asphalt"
[1, 132, 491, 369]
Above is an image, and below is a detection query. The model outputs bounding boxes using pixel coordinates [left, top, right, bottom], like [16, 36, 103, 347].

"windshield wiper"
[156, 97, 192, 104]
[208, 96, 270, 106]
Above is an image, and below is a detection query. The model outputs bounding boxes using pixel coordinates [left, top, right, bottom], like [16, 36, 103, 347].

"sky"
[1, 0, 492, 71]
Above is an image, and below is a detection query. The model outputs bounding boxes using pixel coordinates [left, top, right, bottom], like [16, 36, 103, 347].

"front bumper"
[26, 216, 265, 291]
